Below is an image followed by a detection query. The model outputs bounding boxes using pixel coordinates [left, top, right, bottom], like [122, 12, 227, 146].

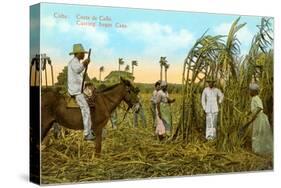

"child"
[133, 88, 147, 128]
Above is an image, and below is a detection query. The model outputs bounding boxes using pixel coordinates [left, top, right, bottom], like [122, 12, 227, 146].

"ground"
[41, 93, 273, 184]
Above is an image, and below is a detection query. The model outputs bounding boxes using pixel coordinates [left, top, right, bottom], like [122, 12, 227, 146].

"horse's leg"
[41, 120, 55, 141]
[95, 126, 103, 157]
[41, 106, 56, 141]
[94, 120, 108, 157]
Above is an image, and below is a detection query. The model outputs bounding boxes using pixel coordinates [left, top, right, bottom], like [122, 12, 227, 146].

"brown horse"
[41, 78, 138, 156]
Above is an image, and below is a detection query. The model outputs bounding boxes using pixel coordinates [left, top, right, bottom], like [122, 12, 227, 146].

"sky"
[30, 3, 265, 84]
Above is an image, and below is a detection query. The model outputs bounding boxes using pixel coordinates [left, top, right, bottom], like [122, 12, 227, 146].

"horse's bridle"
[99, 83, 138, 126]
[115, 85, 138, 126]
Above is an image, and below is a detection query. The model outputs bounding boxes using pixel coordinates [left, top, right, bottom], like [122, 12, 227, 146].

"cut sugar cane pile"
[41, 126, 272, 184]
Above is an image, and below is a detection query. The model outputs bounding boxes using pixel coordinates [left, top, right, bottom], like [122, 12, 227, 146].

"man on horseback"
[68, 43, 95, 141]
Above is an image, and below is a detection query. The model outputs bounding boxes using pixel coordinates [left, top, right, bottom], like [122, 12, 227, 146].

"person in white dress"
[201, 78, 224, 140]
[247, 83, 273, 155]
[155, 81, 175, 140]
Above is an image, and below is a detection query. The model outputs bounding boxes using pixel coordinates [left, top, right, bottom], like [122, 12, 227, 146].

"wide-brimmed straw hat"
[69, 44, 88, 55]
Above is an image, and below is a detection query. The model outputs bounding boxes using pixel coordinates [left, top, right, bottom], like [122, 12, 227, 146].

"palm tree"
[125, 65, 130, 72]
[164, 63, 170, 82]
[118, 58, 125, 78]
[131, 60, 138, 75]
[99, 66, 104, 83]
[159, 57, 167, 81]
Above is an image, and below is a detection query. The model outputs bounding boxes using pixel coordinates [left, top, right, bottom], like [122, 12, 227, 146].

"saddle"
[66, 89, 97, 108]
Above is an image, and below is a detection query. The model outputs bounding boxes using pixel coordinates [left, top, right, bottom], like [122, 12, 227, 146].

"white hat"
[249, 83, 259, 91]
[160, 81, 167, 87]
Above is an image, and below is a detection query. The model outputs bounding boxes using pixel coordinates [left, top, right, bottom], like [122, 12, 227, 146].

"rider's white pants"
[75, 94, 92, 136]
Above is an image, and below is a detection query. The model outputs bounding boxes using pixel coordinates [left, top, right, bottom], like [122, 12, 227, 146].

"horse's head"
[120, 77, 139, 108]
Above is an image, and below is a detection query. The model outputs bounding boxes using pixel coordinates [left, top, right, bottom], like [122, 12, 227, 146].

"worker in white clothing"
[68, 43, 95, 141]
[201, 78, 224, 140]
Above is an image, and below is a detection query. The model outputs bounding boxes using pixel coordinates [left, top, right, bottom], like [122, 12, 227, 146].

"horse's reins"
[99, 87, 134, 126]
[116, 107, 131, 126]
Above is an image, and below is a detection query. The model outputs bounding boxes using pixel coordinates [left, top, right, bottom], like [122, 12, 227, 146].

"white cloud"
[41, 16, 56, 29]
[41, 16, 113, 62]
[75, 26, 109, 49]
[58, 21, 71, 32]
[118, 22, 194, 57]
[75, 26, 114, 62]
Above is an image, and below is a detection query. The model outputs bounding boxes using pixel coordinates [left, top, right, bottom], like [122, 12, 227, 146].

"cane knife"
[81, 48, 91, 93]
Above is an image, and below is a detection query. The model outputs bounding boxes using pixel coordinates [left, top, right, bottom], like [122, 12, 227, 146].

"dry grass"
[41, 124, 272, 184]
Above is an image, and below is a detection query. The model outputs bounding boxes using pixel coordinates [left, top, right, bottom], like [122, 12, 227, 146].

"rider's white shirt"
[67, 57, 85, 95]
